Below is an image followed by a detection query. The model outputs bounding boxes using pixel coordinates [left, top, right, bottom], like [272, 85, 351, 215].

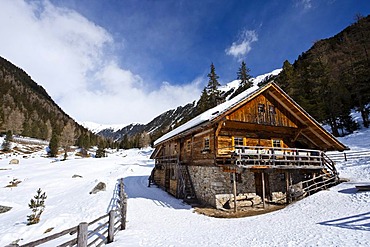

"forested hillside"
[0, 56, 97, 147]
[274, 14, 370, 136]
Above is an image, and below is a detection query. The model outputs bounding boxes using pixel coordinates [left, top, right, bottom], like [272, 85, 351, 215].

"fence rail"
[19, 178, 127, 247]
[326, 150, 370, 162]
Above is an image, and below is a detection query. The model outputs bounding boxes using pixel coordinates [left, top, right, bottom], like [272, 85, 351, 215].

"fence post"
[121, 193, 127, 230]
[107, 210, 115, 243]
[77, 222, 88, 247]
[344, 152, 347, 161]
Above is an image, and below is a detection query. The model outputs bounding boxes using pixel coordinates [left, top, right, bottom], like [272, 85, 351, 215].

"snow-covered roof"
[154, 69, 283, 146]
[154, 85, 262, 146]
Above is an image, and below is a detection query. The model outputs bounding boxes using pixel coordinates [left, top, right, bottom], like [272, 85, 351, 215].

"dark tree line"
[275, 15, 370, 136]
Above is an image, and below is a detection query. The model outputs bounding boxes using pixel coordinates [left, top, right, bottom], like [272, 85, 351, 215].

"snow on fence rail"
[18, 179, 127, 247]
[326, 150, 370, 162]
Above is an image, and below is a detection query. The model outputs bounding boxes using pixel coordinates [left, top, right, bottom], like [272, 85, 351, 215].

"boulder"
[89, 182, 106, 194]
[9, 159, 19, 165]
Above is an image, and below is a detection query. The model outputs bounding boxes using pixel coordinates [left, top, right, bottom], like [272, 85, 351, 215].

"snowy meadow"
[0, 128, 370, 247]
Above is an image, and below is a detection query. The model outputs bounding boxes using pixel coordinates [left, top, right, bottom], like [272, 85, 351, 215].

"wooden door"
[254, 172, 271, 200]
[165, 168, 171, 191]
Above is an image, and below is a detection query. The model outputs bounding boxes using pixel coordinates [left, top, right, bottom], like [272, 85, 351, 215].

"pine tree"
[230, 61, 253, 99]
[95, 140, 106, 158]
[48, 132, 59, 157]
[237, 61, 253, 88]
[195, 87, 210, 115]
[206, 63, 222, 107]
[27, 188, 47, 225]
[275, 60, 296, 94]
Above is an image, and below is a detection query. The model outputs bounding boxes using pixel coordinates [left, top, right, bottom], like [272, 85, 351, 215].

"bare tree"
[4, 107, 25, 134]
[60, 122, 76, 160]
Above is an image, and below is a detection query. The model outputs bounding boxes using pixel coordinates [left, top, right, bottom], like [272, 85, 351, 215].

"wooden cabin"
[150, 82, 347, 209]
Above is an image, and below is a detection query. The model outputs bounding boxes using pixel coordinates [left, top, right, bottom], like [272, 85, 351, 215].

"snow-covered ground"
[0, 128, 370, 247]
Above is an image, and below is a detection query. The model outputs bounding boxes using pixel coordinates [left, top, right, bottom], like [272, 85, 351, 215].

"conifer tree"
[230, 61, 253, 99]
[48, 132, 59, 157]
[95, 141, 106, 158]
[206, 63, 222, 107]
[27, 188, 47, 225]
[195, 87, 210, 115]
[237, 61, 253, 88]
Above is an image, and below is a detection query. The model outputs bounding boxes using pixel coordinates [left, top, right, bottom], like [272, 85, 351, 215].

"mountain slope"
[0, 56, 95, 144]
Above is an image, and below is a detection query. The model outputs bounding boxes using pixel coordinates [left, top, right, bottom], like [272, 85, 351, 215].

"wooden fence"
[326, 150, 370, 162]
[19, 179, 127, 247]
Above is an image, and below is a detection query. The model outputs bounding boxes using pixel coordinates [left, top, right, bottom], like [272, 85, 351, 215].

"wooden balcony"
[232, 146, 325, 170]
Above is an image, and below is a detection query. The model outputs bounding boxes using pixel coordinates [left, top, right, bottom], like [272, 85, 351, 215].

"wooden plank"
[21, 225, 78, 247]
[222, 166, 237, 173]
[107, 210, 115, 243]
[77, 222, 88, 247]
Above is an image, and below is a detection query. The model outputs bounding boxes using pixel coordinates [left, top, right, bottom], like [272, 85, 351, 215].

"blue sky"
[1, 0, 369, 125]
[51, 0, 370, 86]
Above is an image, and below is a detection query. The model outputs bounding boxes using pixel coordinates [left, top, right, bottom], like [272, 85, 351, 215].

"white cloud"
[0, 0, 202, 125]
[225, 30, 258, 60]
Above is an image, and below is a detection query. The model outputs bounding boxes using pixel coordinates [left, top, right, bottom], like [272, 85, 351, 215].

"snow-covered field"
[1, 128, 370, 247]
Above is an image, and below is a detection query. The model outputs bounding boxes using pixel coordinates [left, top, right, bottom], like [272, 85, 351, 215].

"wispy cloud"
[0, 0, 202, 125]
[225, 30, 258, 61]
[296, 0, 313, 10]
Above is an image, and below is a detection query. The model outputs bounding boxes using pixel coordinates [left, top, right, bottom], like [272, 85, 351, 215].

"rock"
[0, 205, 12, 214]
[9, 159, 19, 165]
[72, 174, 83, 178]
[89, 182, 106, 194]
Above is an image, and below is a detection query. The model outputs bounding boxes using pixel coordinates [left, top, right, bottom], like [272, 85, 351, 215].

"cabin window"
[204, 137, 210, 150]
[173, 143, 177, 155]
[186, 140, 191, 152]
[234, 137, 244, 147]
[258, 103, 265, 113]
[272, 139, 282, 148]
[269, 105, 276, 125]
[258, 103, 266, 123]
[269, 105, 276, 114]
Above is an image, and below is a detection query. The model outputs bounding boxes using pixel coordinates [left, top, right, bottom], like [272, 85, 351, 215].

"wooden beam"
[269, 85, 346, 150]
[224, 120, 300, 136]
[300, 132, 321, 149]
[268, 91, 333, 148]
[262, 172, 266, 209]
[268, 91, 306, 126]
[285, 171, 290, 204]
[215, 120, 224, 137]
[232, 172, 237, 213]
[293, 129, 303, 142]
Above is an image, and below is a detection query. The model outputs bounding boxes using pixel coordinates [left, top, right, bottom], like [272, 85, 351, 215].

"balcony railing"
[232, 146, 324, 168]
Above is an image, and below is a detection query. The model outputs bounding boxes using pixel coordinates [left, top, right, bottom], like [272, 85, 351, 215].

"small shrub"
[5, 178, 21, 187]
[27, 188, 47, 225]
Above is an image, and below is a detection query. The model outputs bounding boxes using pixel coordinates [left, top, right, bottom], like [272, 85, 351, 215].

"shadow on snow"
[318, 211, 370, 231]
[123, 176, 191, 210]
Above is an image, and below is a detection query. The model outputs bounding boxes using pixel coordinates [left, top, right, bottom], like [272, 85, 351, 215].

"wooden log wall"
[228, 94, 298, 128]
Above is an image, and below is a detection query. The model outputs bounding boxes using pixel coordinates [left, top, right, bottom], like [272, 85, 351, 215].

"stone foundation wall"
[188, 165, 256, 207]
